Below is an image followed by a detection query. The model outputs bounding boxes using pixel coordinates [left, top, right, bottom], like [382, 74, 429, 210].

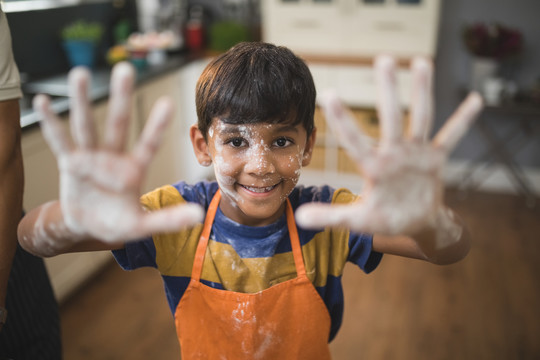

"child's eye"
[226, 137, 247, 148]
[274, 137, 292, 148]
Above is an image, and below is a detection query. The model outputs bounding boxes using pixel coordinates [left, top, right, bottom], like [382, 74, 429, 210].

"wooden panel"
[351, 108, 380, 139]
[338, 148, 361, 174]
[313, 105, 413, 176]
[309, 145, 326, 171]
[314, 107, 327, 136]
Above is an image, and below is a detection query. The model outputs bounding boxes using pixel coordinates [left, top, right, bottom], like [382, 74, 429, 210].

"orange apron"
[175, 190, 332, 359]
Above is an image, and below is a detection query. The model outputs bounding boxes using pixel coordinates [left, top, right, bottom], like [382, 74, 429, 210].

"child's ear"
[190, 124, 212, 167]
[301, 127, 317, 167]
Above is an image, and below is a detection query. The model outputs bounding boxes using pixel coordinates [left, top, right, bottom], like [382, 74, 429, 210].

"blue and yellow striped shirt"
[112, 181, 382, 341]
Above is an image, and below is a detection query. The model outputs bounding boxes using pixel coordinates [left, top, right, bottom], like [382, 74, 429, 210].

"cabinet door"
[21, 125, 61, 211]
[262, 0, 441, 58]
[134, 70, 185, 192]
[262, 0, 345, 55]
[176, 59, 215, 184]
[343, 0, 441, 57]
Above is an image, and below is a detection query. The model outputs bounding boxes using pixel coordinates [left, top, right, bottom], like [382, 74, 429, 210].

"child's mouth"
[240, 184, 278, 193]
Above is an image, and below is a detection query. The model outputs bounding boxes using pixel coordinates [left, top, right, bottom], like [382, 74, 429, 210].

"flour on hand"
[35, 62, 204, 244]
[295, 55, 483, 240]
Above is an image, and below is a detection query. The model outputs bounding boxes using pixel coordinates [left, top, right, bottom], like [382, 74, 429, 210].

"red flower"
[463, 22, 523, 59]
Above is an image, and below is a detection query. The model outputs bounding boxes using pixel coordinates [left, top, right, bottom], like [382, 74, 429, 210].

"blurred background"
[3, 0, 539, 358]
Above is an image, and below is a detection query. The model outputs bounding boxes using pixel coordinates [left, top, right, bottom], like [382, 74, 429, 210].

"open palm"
[296, 56, 483, 236]
[34, 63, 202, 243]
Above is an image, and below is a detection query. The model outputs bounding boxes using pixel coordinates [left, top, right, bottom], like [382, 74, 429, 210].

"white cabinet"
[135, 71, 187, 193]
[135, 58, 214, 191]
[262, 0, 441, 58]
[309, 62, 412, 108]
[176, 58, 214, 184]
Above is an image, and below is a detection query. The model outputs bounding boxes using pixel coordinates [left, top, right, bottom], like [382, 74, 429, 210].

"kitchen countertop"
[300, 53, 412, 68]
[20, 53, 197, 129]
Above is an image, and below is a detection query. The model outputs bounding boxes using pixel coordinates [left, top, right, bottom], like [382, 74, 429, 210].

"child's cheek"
[214, 154, 235, 184]
[212, 139, 235, 175]
[213, 156, 242, 206]
[284, 147, 304, 179]
[212, 146, 244, 205]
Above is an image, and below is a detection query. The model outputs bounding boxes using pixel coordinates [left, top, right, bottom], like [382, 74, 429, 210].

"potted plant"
[61, 20, 104, 68]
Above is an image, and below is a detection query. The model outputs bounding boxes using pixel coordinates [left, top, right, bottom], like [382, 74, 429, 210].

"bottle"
[185, 5, 204, 52]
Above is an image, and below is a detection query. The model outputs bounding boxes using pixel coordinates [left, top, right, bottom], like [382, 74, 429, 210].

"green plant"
[209, 21, 250, 52]
[61, 20, 104, 43]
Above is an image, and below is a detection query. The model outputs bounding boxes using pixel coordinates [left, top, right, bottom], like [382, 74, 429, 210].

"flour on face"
[206, 119, 311, 226]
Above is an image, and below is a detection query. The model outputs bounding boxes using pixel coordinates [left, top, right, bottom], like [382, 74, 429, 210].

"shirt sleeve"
[0, 10, 23, 101]
[347, 232, 382, 274]
[112, 237, 157, 270]
[332, 188, 383, 274]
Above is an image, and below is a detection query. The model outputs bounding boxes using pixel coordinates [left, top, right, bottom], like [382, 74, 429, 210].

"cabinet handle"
[291, 19, 321, 29]
[374, 21, 406, 32]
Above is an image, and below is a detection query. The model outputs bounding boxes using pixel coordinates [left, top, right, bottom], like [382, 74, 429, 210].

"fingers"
[374, 55, 402, 146]
[408, 57, 434, 142]
[135, 203, 204, 238]
[68, 67, 97, 149]
[295, 202, 371, 232]
[132, 97, 174, 168]
[318, 90, 374, 163]
[34, 94, 74, 157]
[432, 92, 484, 152]
[104, 62, 136, 152]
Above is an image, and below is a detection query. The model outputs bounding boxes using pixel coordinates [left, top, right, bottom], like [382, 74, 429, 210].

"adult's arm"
[0, 99, 23, 324]
[0, 8, 24, 329]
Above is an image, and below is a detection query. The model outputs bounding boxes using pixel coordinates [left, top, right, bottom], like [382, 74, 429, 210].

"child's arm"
[296, 56, 483, 265]
[18, 63, 203, 258]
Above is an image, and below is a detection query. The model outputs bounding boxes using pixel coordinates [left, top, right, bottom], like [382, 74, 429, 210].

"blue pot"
[63, 40, 96, 68]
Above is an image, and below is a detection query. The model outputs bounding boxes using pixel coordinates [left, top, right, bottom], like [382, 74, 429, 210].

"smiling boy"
[18, 42, 483, 359]
[190, 42, 317, 228]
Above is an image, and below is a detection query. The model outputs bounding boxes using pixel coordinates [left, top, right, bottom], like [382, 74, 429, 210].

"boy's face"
[191, 119, 316, 227]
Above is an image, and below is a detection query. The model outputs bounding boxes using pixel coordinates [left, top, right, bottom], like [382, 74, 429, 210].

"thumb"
[136, 203, 204, 237]
[295, 203, 370, 231]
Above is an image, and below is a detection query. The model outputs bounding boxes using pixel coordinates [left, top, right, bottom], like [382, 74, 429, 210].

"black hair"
[195, 42, 316, 140]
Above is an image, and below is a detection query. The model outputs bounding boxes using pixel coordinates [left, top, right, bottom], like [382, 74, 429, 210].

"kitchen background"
[2, 0, 540, 358]
[5, 0, 540, 186]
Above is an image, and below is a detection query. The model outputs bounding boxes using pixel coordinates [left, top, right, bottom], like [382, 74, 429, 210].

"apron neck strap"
[191, 189, 307, 281]
[285, 198, 307, 277]
[191, 190, 221, 282]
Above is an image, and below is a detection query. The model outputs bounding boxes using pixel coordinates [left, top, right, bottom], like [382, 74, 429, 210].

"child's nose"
[245, 146, 276, 175]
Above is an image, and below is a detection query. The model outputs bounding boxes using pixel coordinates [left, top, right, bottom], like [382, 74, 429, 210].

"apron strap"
[191, 190, 222, 282]
[285, 199, 307, 278]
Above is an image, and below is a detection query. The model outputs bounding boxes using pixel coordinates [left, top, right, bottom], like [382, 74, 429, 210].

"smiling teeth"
[243, 185, 276, 193]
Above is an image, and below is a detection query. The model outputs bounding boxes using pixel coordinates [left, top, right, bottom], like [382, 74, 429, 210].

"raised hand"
[296, 56, 483, 238]
[33, 62, 203, 244]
